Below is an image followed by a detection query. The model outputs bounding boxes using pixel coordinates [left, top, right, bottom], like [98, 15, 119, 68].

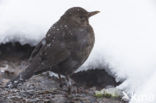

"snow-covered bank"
[1, 0, 156, 103]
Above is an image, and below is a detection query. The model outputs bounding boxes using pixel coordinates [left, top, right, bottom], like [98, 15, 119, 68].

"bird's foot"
[64, 75, 80, 94]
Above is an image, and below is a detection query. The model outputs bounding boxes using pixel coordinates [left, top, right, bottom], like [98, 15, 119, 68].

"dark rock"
[0, 42, 124, 103]
[72, 69, 120, 89]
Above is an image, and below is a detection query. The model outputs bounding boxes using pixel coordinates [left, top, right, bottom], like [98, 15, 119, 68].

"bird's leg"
[65, 75, 72, 94]
[58, 73, 63, 88]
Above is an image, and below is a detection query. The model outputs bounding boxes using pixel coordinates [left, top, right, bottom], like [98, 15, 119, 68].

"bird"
[6, 7, 100, 90]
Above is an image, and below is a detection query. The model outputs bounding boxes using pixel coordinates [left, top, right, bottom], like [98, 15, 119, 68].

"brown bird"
[6, 7, 99, 89]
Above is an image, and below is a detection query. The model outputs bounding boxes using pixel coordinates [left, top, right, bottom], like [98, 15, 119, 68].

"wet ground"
[0, 42, 126, 103]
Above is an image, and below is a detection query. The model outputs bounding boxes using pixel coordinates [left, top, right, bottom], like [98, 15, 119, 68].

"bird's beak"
[88, 11, 100, 17]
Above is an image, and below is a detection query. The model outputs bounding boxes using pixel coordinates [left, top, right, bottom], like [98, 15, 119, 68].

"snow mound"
[1, 0, 156, 103]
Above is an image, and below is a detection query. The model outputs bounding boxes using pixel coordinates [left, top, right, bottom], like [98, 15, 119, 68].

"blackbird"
[6, 7, 100, 89]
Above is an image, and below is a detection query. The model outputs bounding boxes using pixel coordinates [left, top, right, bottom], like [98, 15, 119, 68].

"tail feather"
[6, 56, 50, 88]
[6, 65, 35, 88]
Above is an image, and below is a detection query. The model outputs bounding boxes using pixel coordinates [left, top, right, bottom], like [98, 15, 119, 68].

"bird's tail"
[5, 64, 36, 88]
[6, 56, 50, 88]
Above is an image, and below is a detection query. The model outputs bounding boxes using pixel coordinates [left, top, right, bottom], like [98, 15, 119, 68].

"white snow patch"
[1, 0, 156, 103]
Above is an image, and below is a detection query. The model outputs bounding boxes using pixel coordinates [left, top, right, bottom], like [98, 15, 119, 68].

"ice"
[1, 0, 156, 103]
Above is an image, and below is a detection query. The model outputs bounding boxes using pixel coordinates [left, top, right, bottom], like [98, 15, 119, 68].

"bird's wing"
[32, 25, 71, 66]
[29, 38, 46, 61]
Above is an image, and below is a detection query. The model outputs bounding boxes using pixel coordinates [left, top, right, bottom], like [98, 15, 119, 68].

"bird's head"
[61, 7, 100, 26]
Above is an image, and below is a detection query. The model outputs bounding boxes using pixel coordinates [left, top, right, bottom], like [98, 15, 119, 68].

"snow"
[1, 0, 156, 103]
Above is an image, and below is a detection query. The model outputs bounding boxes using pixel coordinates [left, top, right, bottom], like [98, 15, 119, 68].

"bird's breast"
[66, 26, 95, 62]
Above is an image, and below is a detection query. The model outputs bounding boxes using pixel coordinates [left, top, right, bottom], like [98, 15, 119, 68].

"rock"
[0, 42, 126, 103]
